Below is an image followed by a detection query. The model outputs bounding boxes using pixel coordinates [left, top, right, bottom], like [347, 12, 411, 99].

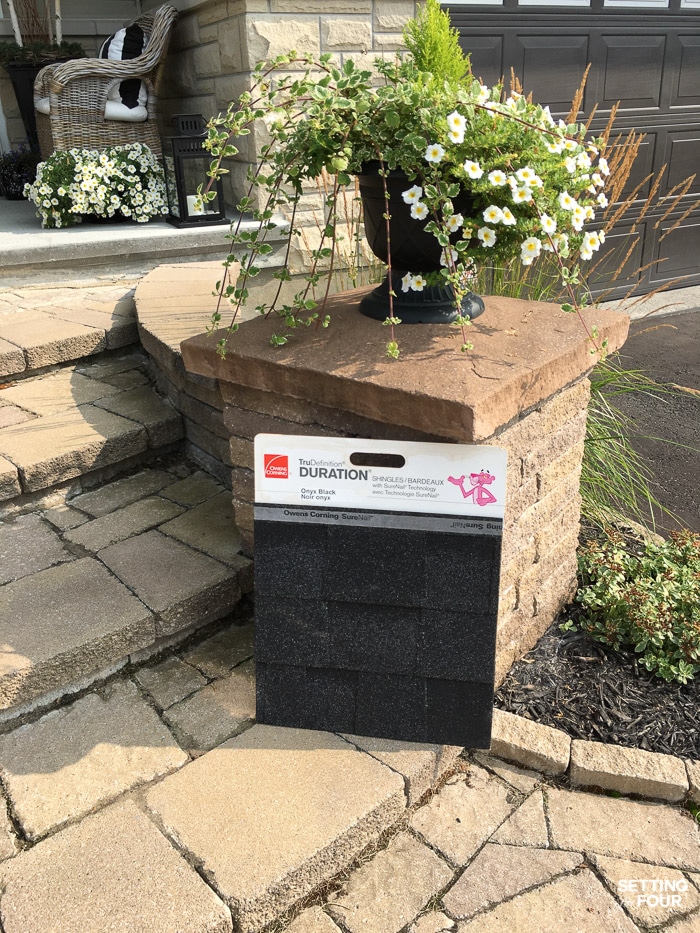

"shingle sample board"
[254, 434, 508, 747]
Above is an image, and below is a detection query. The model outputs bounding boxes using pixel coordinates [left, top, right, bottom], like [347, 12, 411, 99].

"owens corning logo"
[264, 454, 289, 479]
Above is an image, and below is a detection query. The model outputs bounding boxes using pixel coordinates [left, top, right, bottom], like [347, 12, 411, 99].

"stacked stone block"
[159, 0, 417, 206]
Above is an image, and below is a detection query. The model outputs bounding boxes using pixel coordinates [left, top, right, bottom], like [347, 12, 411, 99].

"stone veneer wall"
[181, 288, 629, 687]
[156, 0, 418, 208]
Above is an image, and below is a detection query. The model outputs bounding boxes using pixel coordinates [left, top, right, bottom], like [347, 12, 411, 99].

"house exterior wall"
[156, 0, 417, 206]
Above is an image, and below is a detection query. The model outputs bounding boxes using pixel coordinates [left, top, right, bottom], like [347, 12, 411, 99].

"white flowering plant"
[203, 0, 615, 358]
[24, 142, 167, 228]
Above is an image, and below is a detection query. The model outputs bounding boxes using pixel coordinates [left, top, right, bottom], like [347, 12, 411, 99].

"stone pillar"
[181, 288, 628, 683]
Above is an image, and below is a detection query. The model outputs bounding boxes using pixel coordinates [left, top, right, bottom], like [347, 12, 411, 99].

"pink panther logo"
[448, 470, 497, 506]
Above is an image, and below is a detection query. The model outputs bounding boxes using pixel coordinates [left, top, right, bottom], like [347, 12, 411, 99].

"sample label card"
[254, 435, 507, 519]
[254, 434, 508, 748]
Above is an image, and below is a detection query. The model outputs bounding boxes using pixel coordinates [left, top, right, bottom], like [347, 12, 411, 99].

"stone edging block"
[490, 709, 571, 775]
[570, 739, 689, 803]
[490, 709, 698, 804]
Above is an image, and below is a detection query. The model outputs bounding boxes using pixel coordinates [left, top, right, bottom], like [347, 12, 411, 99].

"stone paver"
[473, 753, 542, 794]
[546, 787, 700, 870]
[443, 842, 582, 920]
[0, 796, 18, 862]
[344, 735, 462, 805]
[0, 310, 105, 369]
[70, 467, 176, 516]
[42, 502, 88, 530]
[160, 470, 223, 507]
[0, 368, 121, 416]
[99, 530, 240, 636]
[410, 913, 455, 932]
[145, 725, 406, 932]
[0, 337, 25, 378]
[0, 455, 20, 501]
[688, 760, 700, 804]
[163, 660, 256, 755]
[0, 557, 154, 711]
[664, 909, 700, 930]
[159, 491, 243, 564]
[327, 831, 453, 933]
[0, 680, 187, 840]
[93, 385, 183, 447]
[489, 709, 570, 775]
[287, 907, 341, 932]
[101, 367, 150, 389]
[570, 739, 689, 802]
[411, 765, 515, 866]
[46, 303, 137, 349]
[491, 789, 549, 847]
[182, 621, 254, 679]
[454, 868, 640, 932]
[0, 404, 147, 491]
[0, 512, 73, 584]
[0, 799, 232, 933]
[134, 656, 208, 710]
[591, 853, 700, 927]
[0, 405, 32, 428]
[65, 495, 185, 551]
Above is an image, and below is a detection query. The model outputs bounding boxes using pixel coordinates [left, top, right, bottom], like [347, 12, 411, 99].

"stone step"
[0, 351, 184, 504]
[0, 462, 252, 721]
[0, 280, 139, 380]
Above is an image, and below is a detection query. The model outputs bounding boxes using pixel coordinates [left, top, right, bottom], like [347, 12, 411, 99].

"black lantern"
[164, 114, 228, 228]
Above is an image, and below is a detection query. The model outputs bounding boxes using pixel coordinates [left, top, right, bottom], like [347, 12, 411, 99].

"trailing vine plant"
[200, 0, 622, 359]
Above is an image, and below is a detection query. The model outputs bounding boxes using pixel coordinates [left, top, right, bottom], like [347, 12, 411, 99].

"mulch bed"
[494, 595, 700, 762]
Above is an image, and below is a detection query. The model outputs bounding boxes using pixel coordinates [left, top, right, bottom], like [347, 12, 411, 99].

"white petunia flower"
[477, 226, 497, 247]
[572, 206, 587, 231]
[591, 172, 604, 188]
[476, 83, 490, 104]
[516, 167, 537, 185]
[521, 237, 542, 265]
[402, 185, 423, 204]
[449, 129, 465, 144]
[425, 143, 445, 164]
[564, 157, 577, 175]
[584, 205, 596, 221]
[488, 169, 507, 186]
[546, 139, 565, 154]
[563, 139, 578, 152]
[411, 274, 427, 292]
[558, 191, 576, 211]
[402, 272, 414, 293]
[463, 160, 484, 179]
[440, 247, 459, 267]
[577, 151, 592, 170]
[512, 186, 533, 204]
[411, 201, 429, 220]
[580, 247, 594, 261]
[446, 213, 464, 232]
[446, 111, 467, 133]
[482, 205, 504, 225]
[540, 214, 557, 235]
[598, 157, 610, 176]
[500, 206, 516, 226]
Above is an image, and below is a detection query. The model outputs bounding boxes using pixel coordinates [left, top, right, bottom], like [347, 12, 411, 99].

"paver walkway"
[0, 273, 698, 931]
[0, 621, 698, 932]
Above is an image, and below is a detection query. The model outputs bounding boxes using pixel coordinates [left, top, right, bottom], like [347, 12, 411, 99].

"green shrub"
[567, 529, 700, 683]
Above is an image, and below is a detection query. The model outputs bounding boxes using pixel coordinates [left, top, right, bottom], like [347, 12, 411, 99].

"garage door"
[446, 0, 700, 297]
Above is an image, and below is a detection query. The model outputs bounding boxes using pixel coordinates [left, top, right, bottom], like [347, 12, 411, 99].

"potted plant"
[0, 0, 84, 150]
[202, 0, 613, 358]
[23, 142, 168, 227]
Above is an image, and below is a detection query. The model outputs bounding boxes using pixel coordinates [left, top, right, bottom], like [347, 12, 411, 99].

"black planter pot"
[5, 63, 43, 150]
[357, 163, 485, 324]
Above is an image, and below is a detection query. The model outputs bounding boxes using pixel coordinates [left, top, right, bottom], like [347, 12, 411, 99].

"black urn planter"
[357, 163, 485, 324]
[5, 62, 43, 151]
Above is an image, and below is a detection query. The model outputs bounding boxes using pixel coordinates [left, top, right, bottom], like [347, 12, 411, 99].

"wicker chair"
[34, 5, 178, 160]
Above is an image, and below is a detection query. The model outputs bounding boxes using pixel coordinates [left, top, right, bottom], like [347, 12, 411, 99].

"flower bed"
[24, 142, 167, 227]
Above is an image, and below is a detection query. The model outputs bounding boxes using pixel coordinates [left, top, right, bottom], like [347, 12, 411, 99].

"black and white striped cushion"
[99, 24, 148, 109]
